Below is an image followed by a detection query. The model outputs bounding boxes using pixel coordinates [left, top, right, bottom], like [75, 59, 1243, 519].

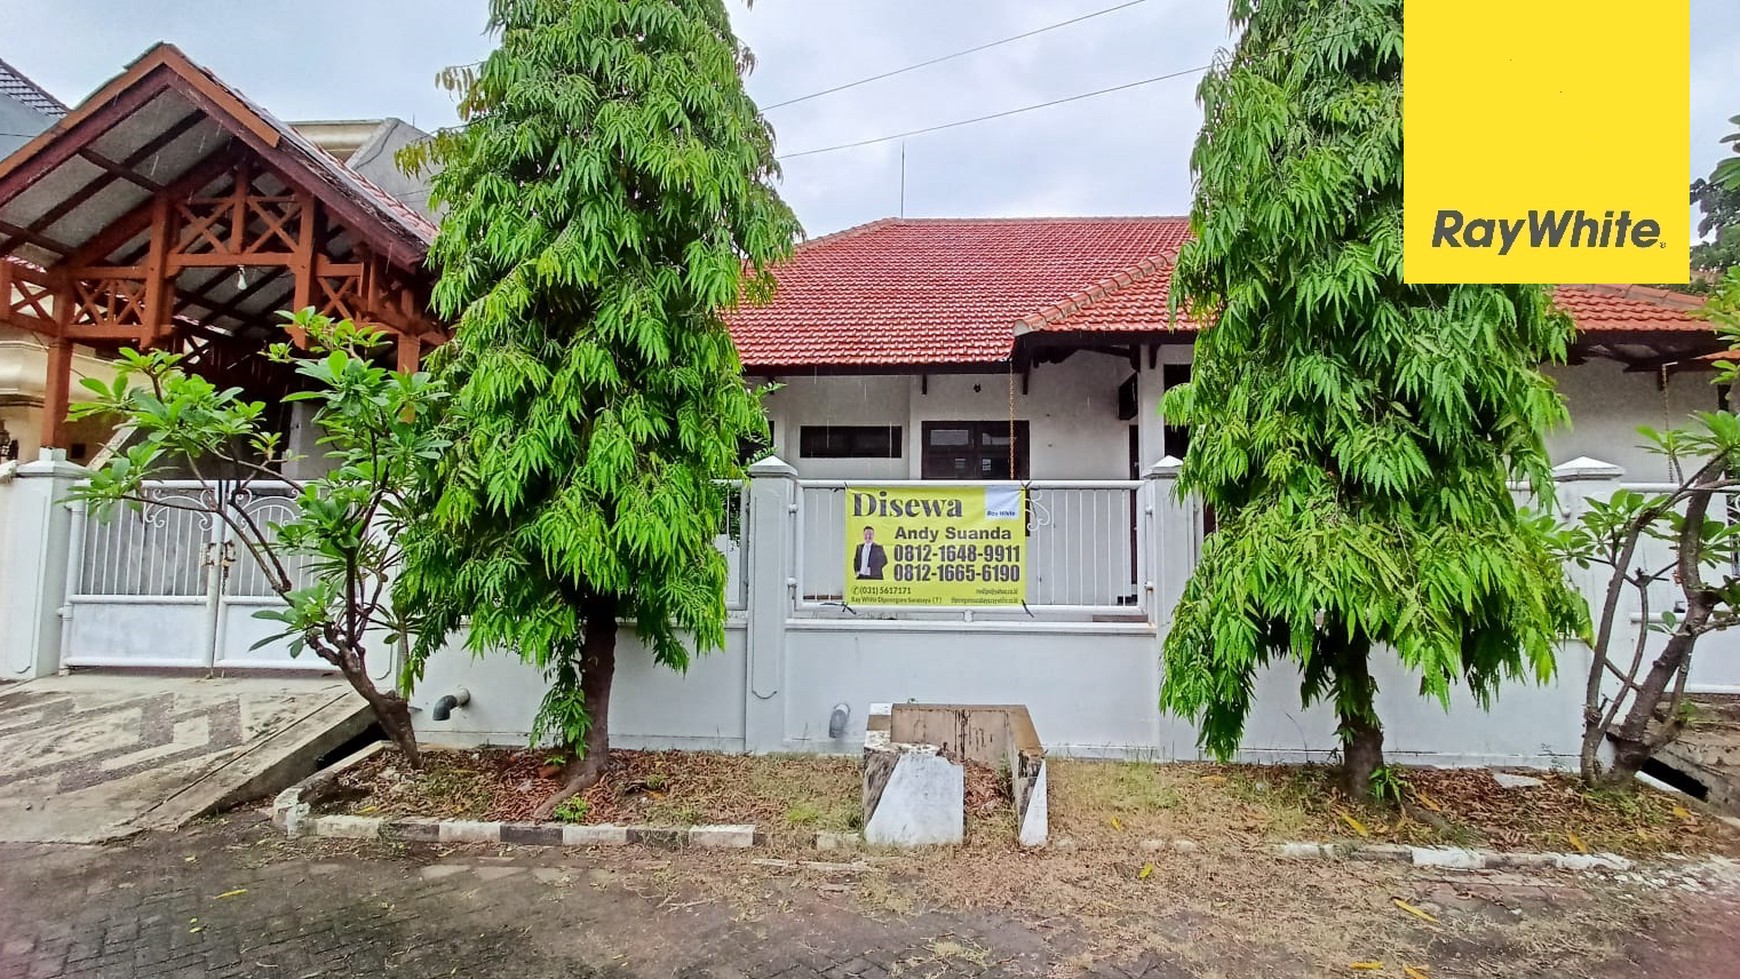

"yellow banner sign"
[1403, 0, 1689, 284]
[843, 484, 1027, 606]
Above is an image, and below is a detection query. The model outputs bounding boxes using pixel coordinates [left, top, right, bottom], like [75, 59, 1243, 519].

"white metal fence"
[1598, 482, 1740, 693]
[795, 479, 1146, 614]
[64, 479, 330, 670]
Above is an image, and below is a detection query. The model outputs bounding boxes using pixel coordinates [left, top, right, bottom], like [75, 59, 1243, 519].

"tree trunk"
[337, 656, 421, 769]
[1336, 644, 1385, 799]
[533, 598, 619, 819]
[1595, 479, 1720, 789]
[1599, 631, 1697, 787]
[1343, 715, 1385, 799]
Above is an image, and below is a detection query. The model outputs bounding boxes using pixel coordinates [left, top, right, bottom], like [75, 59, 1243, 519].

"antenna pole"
[899, 142, 907, 218]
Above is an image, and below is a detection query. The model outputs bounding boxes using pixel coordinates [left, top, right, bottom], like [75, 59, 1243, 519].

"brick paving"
[1, 814, 1735, 978]
[0, 816, 1109, 979]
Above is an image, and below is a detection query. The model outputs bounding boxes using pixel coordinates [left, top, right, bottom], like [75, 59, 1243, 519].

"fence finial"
[1551, 457, 1625, 482]
[1146, 456, 1185, 479]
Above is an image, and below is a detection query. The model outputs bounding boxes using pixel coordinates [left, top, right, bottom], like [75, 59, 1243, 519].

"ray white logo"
[1431, 209, 1665, 256]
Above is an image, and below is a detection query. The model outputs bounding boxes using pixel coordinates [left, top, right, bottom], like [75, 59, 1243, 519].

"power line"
[775, 62, 1207, 161]
[760, 0, 1151, 112]
[774, 25, 1370, 162]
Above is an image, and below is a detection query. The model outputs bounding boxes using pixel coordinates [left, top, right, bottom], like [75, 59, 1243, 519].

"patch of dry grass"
[1045, 759, 1737, 858]
[330, 747, 860, 843]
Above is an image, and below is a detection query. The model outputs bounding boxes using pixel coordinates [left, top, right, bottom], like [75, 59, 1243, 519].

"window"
[1162, 363, 1191, 460]
[921, 421, 1030, 480]
[799, 425, 901, 459]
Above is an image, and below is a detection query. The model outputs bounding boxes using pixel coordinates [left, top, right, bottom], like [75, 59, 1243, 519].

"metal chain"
[1007, 358, 1017, 479]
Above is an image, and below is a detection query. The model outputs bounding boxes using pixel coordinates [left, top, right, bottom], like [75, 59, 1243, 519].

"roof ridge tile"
[1017, 249, 1181, 333]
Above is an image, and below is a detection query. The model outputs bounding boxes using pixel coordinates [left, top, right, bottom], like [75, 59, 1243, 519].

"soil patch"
[325, 747, 860, 843]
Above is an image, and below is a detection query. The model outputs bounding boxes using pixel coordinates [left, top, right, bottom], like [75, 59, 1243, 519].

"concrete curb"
[1271, 840, 1634, 872]
[271, 740, 391, 838]
[291, 814, 762, 848]
[272, 743, 762, 849]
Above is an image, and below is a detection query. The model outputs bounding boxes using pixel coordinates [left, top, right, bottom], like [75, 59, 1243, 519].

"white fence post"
[1145, 456, 1195, 628]
[743, 455, 796, 752]
[1, 448, 87, 680]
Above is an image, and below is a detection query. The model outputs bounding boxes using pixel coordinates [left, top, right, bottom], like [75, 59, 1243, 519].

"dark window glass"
[921, 421, 1030, 480]
[799, 425, 901, 459]
[1161, 363, 1192, 460]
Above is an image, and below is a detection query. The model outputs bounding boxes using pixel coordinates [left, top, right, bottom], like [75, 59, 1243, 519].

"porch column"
[743, 455, 797, 753]
[0, 448, 87, 679]
[41, 336, 73, 449]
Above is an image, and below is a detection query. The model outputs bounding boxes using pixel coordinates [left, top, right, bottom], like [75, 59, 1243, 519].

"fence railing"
[74, 478, 750, 608]
[794, 479, 1146, 615]
[70, 479, 316, 601]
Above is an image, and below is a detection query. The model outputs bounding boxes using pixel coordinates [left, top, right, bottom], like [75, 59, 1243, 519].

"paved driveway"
[2, 816, 1737, 978]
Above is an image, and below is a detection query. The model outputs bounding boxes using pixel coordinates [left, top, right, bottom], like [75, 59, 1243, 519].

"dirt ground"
[328, 748, 1739, 858]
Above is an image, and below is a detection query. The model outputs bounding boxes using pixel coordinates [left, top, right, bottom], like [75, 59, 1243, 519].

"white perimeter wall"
[414, 624, 750, 751]
[11, 345, 1710, 765]
[413, 622, 1587, 765]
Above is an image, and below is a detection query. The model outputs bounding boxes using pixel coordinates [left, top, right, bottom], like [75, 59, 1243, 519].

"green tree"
[1159, 0, 1586, 797]
[396, 0, 800, 815]
[67, 311, 446, 765]
[1690, 113, 1740, 277]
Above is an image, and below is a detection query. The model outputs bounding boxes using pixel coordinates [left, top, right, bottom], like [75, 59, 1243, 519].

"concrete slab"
[0, 674, 371, 843]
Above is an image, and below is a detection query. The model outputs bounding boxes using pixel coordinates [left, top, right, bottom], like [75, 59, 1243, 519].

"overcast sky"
[1, 0, 1735, 238]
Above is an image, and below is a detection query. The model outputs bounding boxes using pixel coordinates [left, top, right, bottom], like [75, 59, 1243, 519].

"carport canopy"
[0, 43, 443, 449]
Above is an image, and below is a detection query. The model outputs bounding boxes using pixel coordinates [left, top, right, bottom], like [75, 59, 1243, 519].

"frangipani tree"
[1559, 269, 1740, 786]
[1159, 0, 1586, 797]
[68, 310, 446, 765]
[396, 0, 800, 815]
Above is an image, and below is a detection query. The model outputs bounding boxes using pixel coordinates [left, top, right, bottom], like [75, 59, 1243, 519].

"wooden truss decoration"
[1, 154, 440, 446]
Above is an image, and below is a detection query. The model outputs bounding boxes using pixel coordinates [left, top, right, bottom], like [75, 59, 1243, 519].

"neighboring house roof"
[729, 216, 1709, 370]
[0, 58, 68, 119]
[1552, 283, 1710, 333]
[0, 43, 433, 274]
[292, 118, 436, 218]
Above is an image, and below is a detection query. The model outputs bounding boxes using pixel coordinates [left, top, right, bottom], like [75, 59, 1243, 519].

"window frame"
[919, 420, 1031, 480]
[798, 424, 903, 459]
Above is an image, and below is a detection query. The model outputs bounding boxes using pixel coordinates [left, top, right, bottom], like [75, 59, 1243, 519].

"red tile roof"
[1553, 283, 1709, 332]
[728, 217, 1191, 368]
[727, 217, 1709, 369]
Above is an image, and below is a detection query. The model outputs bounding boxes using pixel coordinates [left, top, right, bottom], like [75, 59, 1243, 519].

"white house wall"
[1544, 360, 1719, 481]
[764, 350, 1148, 481]
[766, 353, 1724, 483]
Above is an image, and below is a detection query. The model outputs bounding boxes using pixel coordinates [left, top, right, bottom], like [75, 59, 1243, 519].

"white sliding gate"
[61, 479, 362, 675]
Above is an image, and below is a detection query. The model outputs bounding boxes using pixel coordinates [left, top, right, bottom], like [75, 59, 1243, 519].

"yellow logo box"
[1403, 2, 1689, 284]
